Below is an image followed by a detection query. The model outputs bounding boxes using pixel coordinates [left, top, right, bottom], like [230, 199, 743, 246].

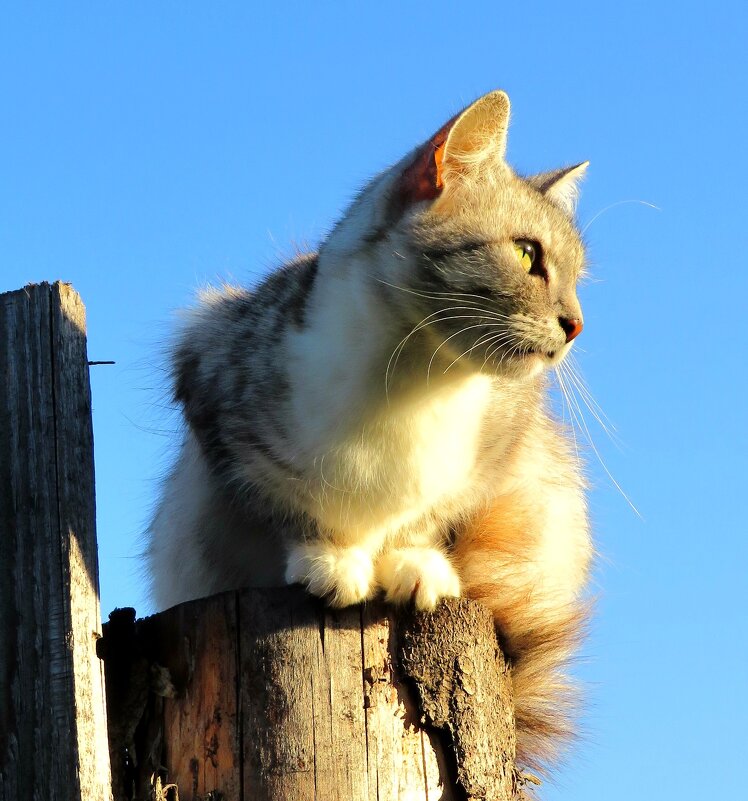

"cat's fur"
[148, 91, 592, 769]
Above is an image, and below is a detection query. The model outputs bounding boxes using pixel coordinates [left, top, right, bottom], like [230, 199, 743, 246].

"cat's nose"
[559, 317, 583, 343]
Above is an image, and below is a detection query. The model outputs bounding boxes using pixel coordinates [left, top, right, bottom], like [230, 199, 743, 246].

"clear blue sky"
[3, 3, 746, 799]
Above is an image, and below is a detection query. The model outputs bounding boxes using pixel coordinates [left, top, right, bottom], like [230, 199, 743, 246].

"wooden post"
[100, 590, 527, 801]
[0, 283, 112, 800]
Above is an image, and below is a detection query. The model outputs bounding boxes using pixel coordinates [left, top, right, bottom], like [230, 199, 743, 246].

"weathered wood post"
[0, 283, 112, 800]
[100, 590, 527, 801]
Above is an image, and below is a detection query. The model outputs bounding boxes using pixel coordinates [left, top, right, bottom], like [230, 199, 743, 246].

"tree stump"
[99, 588, 527, 801]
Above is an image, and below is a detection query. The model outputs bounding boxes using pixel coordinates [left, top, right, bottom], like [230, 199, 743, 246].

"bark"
[100, 589, 526, 801]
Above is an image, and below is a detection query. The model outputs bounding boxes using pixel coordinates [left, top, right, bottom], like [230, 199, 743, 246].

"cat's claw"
[285, 543, 375, 607]
[376, 547, 461, 611]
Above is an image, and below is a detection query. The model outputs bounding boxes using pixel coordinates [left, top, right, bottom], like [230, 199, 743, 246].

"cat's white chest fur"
[393, 373, 493, 503]
[287, 291, 495, 537]
[281, 357, 495, 608]
[305, 375, 494, 538]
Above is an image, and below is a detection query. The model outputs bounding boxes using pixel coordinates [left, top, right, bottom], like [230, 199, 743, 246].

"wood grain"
[101, 589, 523, 800]
[0, 283, 112, 801]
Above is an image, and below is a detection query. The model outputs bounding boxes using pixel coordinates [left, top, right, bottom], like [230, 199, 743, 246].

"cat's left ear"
[397, 91, 511, 206]
[528, 162, 589, 217]
[439, 90, 511, 170]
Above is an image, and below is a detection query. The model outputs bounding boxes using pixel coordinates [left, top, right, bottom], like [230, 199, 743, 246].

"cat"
[147, 90, 592, 770]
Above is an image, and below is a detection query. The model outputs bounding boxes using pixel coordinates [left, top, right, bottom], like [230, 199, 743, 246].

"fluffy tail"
[451, 500, 590, 771]
[490, 596, 587, 770]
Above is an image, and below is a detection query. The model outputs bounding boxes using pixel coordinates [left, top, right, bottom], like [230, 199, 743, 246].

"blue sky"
[3, 3, 746, 799]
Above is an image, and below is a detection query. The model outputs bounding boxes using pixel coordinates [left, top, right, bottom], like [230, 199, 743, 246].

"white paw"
[285, 543, 376, 607]
[376, 547, 461, 611]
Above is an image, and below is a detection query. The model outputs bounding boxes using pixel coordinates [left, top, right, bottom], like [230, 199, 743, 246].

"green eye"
[514, 240, 536, 272]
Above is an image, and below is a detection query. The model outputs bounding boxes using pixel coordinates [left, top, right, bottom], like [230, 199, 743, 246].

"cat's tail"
[492, 598, 588, 770]
[451, 504, 590, 772]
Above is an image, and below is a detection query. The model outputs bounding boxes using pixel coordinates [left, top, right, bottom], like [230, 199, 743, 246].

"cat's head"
[322, 91, 588, 379]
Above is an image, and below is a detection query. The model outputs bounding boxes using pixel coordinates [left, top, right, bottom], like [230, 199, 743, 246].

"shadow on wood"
[99, 589, 528, 801]
[0, 283, 111, 801]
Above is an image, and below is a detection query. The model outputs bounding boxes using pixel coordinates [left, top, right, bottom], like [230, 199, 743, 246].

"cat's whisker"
[378, 277, 485, 304]
[484, 333, 518, 367]
[375, 277, 512, 317]
[488, 341, 511, 371]
[581, 199, 661, 235]
[565, 356, 614, 426]
[479, 333, 515, 371]
[387, 307, 499, 353]
[556, 363, 641, 518]
[566, 376, 620, 446]
[444, 328, 509, 372]
[562, 358, 621, 445]
[493, 342, 517, 371]
[385, 298, 507, 403]
[426, 321, 498, 385]
[554, 366, 582, 465]
[484, 340, 516, 372]
[385, 307, 496, 399]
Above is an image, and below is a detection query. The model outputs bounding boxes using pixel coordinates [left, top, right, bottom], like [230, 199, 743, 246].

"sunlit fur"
[148, 90, 592, 771]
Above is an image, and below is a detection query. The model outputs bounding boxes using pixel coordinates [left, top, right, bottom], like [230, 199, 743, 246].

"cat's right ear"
[528, 162, 589, 217]
[396, 91, 511, 207]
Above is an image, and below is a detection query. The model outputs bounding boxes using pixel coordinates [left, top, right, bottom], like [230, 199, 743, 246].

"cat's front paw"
[376, 547, 461, 611]
[285, 543, 376, 607]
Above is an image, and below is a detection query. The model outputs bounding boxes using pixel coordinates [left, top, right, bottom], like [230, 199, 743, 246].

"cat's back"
[171, 254, 318, 417]
[175, 253, 319, 356]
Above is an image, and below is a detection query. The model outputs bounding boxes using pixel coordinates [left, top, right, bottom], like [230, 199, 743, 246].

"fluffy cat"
[148, 90, 592, 769]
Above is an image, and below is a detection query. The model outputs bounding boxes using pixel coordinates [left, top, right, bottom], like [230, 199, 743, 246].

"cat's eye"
[513, 240, 537, 272]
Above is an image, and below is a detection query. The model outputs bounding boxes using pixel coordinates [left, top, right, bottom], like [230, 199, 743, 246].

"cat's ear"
[397, 90, 511, 206]
[528, 162, 589, 216]
[440, 89, 511, 169]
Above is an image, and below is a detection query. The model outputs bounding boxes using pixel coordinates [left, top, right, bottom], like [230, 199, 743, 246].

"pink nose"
[559, 317, 583, 343]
